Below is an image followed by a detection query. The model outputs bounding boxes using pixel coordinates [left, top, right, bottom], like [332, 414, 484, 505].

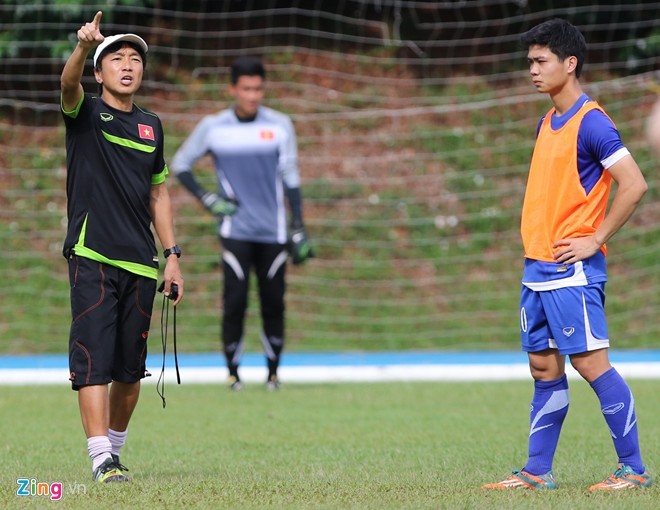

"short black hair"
[94, 41, 147, 96]
[230, 56, 265, 84]
[521, 18, 587, 78]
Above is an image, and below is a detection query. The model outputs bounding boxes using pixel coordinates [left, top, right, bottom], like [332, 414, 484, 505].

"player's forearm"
[61, 44, 90, 109]
[61, 44, 91, 92]
[150, 184, 177, 250]
[152, 187, 183, 305]
[286, 186, 304, 228]
[594, 180, 647, 247]
[176, 170, 208, 201]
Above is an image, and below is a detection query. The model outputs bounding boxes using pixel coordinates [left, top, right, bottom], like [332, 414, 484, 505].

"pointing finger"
[92, 11, 102, 28]
[92, 11, 104, 42]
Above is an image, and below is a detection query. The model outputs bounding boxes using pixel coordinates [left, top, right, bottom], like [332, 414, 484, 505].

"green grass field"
[2, 380, 658, 509]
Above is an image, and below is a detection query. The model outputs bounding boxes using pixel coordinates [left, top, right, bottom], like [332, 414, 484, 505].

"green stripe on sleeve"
[152, 165, 169, 185]
[61, 93, 84, 118]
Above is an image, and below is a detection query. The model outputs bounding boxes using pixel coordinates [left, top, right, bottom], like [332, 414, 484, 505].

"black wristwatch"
[163, 245, 182, 259]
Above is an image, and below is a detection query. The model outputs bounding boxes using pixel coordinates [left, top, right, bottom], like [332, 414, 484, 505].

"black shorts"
[68, 256, 156, 390]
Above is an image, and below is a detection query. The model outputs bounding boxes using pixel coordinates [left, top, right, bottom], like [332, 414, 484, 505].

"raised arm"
[61, 11, 104, 111]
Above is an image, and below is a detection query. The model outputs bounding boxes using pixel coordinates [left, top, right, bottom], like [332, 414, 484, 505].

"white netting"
[1, 1, 658, 353]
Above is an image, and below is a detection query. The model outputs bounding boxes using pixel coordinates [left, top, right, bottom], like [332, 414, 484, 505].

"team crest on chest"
[260, 129, 274, 140]
[138, 123, 155, 141]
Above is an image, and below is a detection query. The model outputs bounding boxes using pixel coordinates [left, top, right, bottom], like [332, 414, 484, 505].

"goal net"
[1, 1, 658, 353]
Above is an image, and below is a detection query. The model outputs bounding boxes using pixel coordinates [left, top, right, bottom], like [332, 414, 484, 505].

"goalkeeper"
[172, 56, 313, 391]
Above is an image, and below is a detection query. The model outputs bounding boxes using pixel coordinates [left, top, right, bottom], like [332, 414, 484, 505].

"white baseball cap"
[93, 33, 148, 67]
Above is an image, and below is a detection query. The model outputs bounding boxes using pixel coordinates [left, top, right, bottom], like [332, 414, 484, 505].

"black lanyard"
[157, 285, 181, 408]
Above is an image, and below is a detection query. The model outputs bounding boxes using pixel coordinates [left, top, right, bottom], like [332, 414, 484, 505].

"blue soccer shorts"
[520, 282, 610, 355]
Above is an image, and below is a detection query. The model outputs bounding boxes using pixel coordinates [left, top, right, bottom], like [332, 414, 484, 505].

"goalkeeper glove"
[201, 192, 238, 217]
[289, 228, 314, 265]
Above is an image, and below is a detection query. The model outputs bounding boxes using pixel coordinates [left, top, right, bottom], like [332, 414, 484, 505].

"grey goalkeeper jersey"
[171, 106, 300, 244]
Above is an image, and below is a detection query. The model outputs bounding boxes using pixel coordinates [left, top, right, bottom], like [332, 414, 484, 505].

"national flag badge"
[138, 123, 155, 141]
[260, 129, 275, 140]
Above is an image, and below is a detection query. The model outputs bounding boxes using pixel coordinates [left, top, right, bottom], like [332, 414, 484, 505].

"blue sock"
[524, 375, 569, 475]
[590, 367, 644, 473]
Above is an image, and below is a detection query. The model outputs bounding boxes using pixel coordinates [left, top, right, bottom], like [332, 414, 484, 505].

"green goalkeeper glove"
[289, 228, 314, 265]
[201, 192, 238, 217]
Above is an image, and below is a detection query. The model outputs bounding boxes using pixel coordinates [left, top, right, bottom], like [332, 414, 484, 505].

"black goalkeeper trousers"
[219, 237, 288, 378]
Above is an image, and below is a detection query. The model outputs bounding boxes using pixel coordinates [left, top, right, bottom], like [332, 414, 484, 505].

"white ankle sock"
[108, 428, 128, 457]
[87, 436, 112, 471]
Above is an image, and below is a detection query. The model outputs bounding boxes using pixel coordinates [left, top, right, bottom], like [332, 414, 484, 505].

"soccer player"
[483, 19, 651, 491]
[61, 12, 183, 482]
[171, 56, 312, 391]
